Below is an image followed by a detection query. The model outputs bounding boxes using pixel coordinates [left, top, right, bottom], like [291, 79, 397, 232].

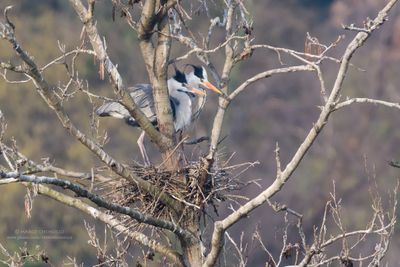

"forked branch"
[36, 184, 185, 266]
[203, 1, 399, 265]
[0, 10, 182, 211]
[0, 171, 194, 241]
[68, 0, 173, 150]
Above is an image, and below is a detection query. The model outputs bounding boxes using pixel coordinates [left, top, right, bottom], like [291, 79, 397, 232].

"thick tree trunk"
[181, 214, 204, 267]
[152, 12, 182, 171]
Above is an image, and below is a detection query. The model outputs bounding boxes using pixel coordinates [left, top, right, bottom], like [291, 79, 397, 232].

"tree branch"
[0, 143, 110, 182]
[35, 184, 185, 266]
[334, 98, 400, 111]
[0, 16, 182, 211]
[0, 178, 18, 185]
[152, 13, 175, 142]
[68, 0, 172, 149]
[0, 171, 194, 242]
[207, 1, 238, 159]
[202, 1, 399, 265]
[229, 65, 313, 100]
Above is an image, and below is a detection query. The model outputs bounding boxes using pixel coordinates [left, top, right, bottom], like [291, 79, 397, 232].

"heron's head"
[169, 68, 206, 97]
[186, 65, 222, 95]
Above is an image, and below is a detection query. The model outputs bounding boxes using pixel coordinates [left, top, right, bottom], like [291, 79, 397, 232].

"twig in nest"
[184, 136, 209, 145]
[157, 136, 188, 168]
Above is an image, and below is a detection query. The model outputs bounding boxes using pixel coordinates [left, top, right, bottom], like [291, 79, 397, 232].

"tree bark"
[153, 13, 180, 170]
[181, 213, 204, 267]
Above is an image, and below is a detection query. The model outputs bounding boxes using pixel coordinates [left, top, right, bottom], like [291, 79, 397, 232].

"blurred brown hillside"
[0, 0, 400, 266]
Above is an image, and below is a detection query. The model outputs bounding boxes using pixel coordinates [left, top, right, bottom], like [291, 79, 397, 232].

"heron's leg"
[178, 131, 188, 165]
[137, 130, 150, 166]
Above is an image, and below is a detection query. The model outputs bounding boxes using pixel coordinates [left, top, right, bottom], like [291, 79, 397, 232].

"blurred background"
[0, 0, 400, 265]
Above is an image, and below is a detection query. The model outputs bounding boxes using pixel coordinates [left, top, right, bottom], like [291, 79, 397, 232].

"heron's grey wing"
[96, 101, 140, 127]
[96, 102, 130, 119]
[127, 84, 157, 123]
[96, 84, 157, 127]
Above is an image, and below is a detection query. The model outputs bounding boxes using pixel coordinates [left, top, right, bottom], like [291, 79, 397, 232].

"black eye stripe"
[193, 65, 204, 79]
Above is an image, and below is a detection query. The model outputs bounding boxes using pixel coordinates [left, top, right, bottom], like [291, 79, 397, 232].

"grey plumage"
[97, 66, 221, 131]
[96, 66, 221, 165]
[97, 78, 197, 132]
[96, 84, 157, 127]
[96, 80, 193, 166]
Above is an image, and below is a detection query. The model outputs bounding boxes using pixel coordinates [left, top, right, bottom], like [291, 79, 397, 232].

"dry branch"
[334, 98, 400, 111]
[0, 171, 194, 241]
[68, 0, 173, 150]
[0, 1, 399, 266]
[36, 184, 185, 266]
[0, 11, 182, 211]
[203, 1, 399, 265]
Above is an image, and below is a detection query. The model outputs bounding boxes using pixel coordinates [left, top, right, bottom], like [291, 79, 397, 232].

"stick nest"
[101, 158, 257, 220]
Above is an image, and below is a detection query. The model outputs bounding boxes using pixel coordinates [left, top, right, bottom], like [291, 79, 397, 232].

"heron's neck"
[171, 90, 192, 131]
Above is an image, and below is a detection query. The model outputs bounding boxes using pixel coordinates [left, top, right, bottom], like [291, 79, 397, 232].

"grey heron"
[96, 69, 221, 165]
[183, 65, 221, 122]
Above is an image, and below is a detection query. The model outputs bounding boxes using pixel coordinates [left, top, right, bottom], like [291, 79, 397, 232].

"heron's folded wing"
[128, 84, 157, 122]
[96, 84, 157, 127]
[96, 102, 130, 119]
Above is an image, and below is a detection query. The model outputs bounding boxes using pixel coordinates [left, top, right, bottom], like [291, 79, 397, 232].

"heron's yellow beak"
[202, 80, 222, 95]
[190, 87, 206, 96]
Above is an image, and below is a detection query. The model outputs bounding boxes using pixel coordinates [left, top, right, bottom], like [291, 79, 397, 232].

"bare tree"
[0, 0, 399, 266]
